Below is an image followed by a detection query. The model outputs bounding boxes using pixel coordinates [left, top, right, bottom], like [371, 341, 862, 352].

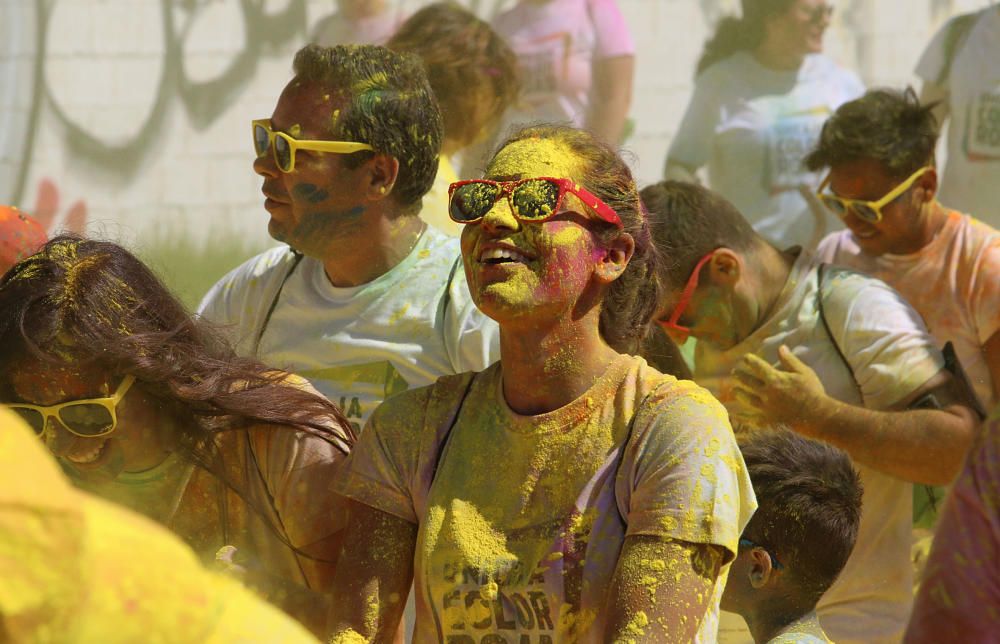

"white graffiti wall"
[2, 0, 995, 247]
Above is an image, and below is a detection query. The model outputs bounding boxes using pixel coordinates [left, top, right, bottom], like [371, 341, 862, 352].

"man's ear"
[706, 248, 742, 288]
[594, 232, 635, 285]
[914, 167, 939, 204]
[748, 547, 774, 589]
[365, 153, 401, 202]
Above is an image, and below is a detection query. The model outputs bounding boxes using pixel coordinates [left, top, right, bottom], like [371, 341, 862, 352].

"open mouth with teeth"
[65, 439, 110, 466]
[480, 247, 531, 265]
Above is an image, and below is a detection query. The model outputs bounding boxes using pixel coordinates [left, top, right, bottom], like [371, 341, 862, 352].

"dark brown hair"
[0, 236, 353, 482]
[640, 180, 760, 291]
[492, 125, 662, 354]
[388, 2, 519, 149]
[292, 44, 443, 209]
[805, 87, 939, 179]
[738, 428, 862, 606]
[697, 0, 796, 75]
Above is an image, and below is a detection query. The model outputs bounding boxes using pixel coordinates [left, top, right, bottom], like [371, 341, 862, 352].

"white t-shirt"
[493, 0, 635, 129]
[819, 211, 1000, 412]
[695, 251, 944, 644]
[916, 8, 1000, 229]
[669, 52, 864, 248]
[337, 354, 756, 643]
[198, 227, 500, 434]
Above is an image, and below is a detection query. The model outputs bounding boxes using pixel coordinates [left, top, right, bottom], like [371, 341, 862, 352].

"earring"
[379, 186, 387, 194]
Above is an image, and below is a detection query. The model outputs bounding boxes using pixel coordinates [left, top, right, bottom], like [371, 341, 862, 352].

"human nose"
[253, 146, 279, 178]
[479, 195, 520, 234]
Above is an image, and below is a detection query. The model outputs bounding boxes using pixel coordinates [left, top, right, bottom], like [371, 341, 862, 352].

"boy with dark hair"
[725, 428, 862, 644]
[809, 87, 1000, 412]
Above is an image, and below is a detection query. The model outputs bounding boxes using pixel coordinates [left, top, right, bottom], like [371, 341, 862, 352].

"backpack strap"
[816, 263, 863, 401]
[425, 371, 478, 486]
[252, 249, 304, 358]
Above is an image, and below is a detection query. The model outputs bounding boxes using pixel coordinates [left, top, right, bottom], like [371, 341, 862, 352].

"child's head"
[723, 428, 862, 621]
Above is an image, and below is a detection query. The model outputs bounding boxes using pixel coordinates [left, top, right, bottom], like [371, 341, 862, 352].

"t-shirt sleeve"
[253, 425, 352, 588]
[444, 263, 501, 373]
[617, 380, 756, 561]
[970, 239, 1000, 345]
[667, 73, 721, 169]
[829, 275, 945, 409]
[915, 17, 955, 84]
[589, 0, 635, 59]
[905, 415, 1000, 642]
[332, 388, 432, 524]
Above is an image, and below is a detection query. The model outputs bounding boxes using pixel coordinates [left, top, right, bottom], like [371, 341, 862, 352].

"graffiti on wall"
[0, 0, 309, 209]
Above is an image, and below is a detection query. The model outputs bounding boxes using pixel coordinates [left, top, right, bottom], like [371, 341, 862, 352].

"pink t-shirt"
[493, 0, 635, 127]
[337, 354, 756, 643]
[904, 412, 1000, 642]
[819, 211, 1000, 411]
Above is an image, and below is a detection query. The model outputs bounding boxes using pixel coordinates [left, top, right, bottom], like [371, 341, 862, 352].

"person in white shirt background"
[665, 0, 863, 249]
[916, 5, 1000, 231]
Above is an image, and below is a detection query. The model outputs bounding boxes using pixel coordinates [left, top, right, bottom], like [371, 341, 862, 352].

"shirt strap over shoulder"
[424, 372, 478, 486]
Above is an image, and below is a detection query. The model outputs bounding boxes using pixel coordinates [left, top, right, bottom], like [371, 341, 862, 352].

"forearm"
[328, 501, 416, 642]
[586, 56, 634, 145]
[604, 536, 723, 642]
[796, 397, 975, 485]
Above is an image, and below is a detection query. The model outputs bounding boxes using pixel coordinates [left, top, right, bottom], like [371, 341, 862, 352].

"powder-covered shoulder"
[198, 245, 299, 318]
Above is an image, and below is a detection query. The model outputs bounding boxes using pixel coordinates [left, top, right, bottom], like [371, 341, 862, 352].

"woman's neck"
[498, 312, 620, 416]
[752, 40, 806, 71]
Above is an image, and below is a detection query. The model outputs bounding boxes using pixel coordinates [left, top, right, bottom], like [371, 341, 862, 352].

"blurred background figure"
[311, 0, 401, 46]
[491, 0, 635, 146]
[0, 237, 354, 637]
[387, 2, 520, 236]
[0, 205, 46, 275]
[904, 410, 1000, 643]
[916, 4, 1000, 231]
[665, 0, 863, 249]
[0, 406, 319, 644]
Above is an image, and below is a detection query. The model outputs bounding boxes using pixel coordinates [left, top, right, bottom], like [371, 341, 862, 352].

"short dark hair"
[738, 428, 863, 606]
[805, 87, 939, 179]
[388, 2, 519, 149]
[292, 44, 444, 208]
[492, 125, 662, 354]
[640, 180, 761, 290]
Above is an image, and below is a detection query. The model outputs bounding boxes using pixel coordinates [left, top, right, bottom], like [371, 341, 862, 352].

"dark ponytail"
[696, 0, 796, 76]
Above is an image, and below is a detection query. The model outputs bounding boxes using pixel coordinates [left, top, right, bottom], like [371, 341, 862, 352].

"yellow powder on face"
[289, 124, 302, 138]
[488, 138, 577, 180]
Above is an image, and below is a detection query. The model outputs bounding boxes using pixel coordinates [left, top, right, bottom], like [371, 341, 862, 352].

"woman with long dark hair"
[665, 0, 863, 249]
[0, 236, 354, 635]
[328, 125, 755, 642]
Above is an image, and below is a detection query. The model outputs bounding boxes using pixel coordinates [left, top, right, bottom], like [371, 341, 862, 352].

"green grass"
[136, 233, 271, 311]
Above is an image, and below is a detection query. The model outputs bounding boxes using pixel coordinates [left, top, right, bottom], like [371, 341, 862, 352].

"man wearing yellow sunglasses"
[199, 44, 499, 436]
[809, 88, 1000, 413]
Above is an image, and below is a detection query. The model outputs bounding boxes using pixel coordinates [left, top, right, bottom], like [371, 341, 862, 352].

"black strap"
[816, 263, 863, 401]
[251, 249, 304, 358]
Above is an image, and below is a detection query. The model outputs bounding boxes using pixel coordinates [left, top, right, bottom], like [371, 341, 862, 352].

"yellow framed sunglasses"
[816, 166, 933, 224]
[5, 374, 136, 438]
[252, 119, 374, 173]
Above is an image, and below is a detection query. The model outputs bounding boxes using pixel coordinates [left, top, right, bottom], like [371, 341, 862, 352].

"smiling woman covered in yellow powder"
[0, 237, 354, 636]
[330, 125, 757, 643]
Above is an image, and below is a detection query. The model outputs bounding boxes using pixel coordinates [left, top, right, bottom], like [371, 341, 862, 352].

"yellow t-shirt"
[338, 354, 756, 643]
[0, 407, 318, 643]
